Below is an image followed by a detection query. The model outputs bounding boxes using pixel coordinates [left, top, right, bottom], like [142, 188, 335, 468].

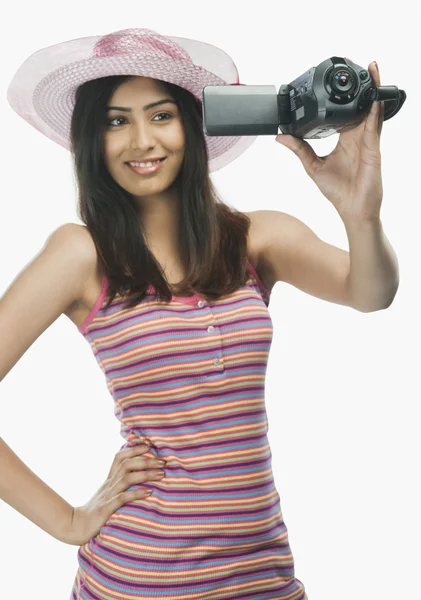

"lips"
[126, 157, 167, 175]
[126, 157, 166, 166]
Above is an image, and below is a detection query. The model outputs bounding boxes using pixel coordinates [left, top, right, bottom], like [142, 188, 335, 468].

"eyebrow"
[106, 99, 177, 112]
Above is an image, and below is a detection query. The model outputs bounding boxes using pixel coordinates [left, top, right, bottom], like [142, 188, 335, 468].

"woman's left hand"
[275, 61, 385, 222]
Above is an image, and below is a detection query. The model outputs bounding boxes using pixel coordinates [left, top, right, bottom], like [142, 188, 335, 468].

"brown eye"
[106, 113, 172, 128]
[152, 112, 173, 122]
[107, 116, 126, 127]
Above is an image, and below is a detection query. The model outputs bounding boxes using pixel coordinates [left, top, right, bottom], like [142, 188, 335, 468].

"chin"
[127, 179, 177, 197]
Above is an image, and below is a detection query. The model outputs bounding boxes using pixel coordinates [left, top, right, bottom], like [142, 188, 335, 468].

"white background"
[0, 2, 420, 599]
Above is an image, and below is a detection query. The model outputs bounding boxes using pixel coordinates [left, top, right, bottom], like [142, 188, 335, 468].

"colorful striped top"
[70, 260, 307, 600]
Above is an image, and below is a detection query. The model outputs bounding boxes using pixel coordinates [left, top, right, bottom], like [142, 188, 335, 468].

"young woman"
[1, 28, 398, 600]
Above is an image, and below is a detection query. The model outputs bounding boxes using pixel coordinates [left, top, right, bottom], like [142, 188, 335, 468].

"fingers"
[365, 93, 381, 136]
[275, 134, 322, 177]
[108, 461, 165, 498]
[109, 486, 154, 519]
[365, 61, 384, 139]
[369, 61, 380, 86]
[112, 443, 167, 489]
[108, 442, 151, 479]
[121, 452, 166, 474]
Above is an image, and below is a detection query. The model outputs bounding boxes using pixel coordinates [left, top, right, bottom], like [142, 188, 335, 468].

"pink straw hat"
[6, 28, 258, 172]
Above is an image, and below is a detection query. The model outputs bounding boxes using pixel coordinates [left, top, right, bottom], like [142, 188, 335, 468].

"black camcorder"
[202, 56, 406, 139]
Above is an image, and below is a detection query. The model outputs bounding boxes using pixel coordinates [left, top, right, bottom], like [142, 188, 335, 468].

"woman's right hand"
[62, 443, 166, 546]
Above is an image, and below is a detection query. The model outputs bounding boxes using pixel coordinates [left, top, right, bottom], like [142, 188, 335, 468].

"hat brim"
[7, 32, 258, 172]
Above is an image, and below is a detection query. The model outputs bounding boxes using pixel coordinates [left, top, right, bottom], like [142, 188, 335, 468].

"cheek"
[168, 123, 186, 152]
[102, 138, 116, 165]
[103, 142, 126, 175]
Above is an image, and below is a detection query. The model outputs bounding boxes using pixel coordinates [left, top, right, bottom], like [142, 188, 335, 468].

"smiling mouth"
[126, 157, 166, 166]
[126, 158, 167, 175]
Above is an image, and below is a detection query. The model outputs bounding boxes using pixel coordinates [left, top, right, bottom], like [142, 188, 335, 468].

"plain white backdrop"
[0, 2, 419, 599]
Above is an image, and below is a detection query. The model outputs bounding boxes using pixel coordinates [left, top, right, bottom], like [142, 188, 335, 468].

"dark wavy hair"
[70, 75, 251, 310]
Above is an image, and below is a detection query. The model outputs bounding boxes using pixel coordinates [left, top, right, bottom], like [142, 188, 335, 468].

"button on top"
[197, 300, 206, 308]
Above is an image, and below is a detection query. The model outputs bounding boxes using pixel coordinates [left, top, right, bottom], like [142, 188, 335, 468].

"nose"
[129, 119, 157, 151]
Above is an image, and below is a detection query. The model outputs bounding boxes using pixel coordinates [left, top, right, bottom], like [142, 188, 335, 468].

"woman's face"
[102, 76, 185, 198]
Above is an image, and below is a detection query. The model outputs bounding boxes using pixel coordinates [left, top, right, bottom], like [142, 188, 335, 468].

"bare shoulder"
[0, 223, 98, 381]
[53, 224, 101, 319]
[42, 223, 98, 316]
[243, 209, 279, 293]
[48, 222, 95, 253]
[51, 222, 98, 271]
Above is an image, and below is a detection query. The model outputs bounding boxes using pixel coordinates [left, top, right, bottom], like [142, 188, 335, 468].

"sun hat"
[6, 28, 258, 172]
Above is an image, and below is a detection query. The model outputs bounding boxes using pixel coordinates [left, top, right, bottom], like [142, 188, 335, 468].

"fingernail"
[374, 61, 379, 71]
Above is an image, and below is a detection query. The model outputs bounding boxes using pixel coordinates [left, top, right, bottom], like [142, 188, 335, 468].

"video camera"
[202, 56, 406, 139]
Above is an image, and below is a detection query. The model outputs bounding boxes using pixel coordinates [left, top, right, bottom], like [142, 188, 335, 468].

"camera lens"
[331, 68, 355, 94]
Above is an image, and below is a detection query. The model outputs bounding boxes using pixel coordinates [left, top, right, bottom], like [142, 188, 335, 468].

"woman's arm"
[0, 223, 95, 541]
[253, 209, 399, 312]
[0, 436, 74, 542]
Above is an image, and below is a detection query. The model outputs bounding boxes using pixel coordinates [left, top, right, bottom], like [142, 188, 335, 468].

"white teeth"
[129, 160, 162, 168]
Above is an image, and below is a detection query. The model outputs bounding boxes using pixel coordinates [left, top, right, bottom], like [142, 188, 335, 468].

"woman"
[2, 28, 398, 599]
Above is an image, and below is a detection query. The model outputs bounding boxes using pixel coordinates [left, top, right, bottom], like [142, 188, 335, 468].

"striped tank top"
[70, 260, 307, 600]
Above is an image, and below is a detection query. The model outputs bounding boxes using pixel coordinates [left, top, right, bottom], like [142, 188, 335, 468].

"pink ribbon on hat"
[93, 28, 191, 62]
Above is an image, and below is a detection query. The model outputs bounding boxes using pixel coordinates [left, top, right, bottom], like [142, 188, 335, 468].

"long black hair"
[70, 75, 251, 310]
